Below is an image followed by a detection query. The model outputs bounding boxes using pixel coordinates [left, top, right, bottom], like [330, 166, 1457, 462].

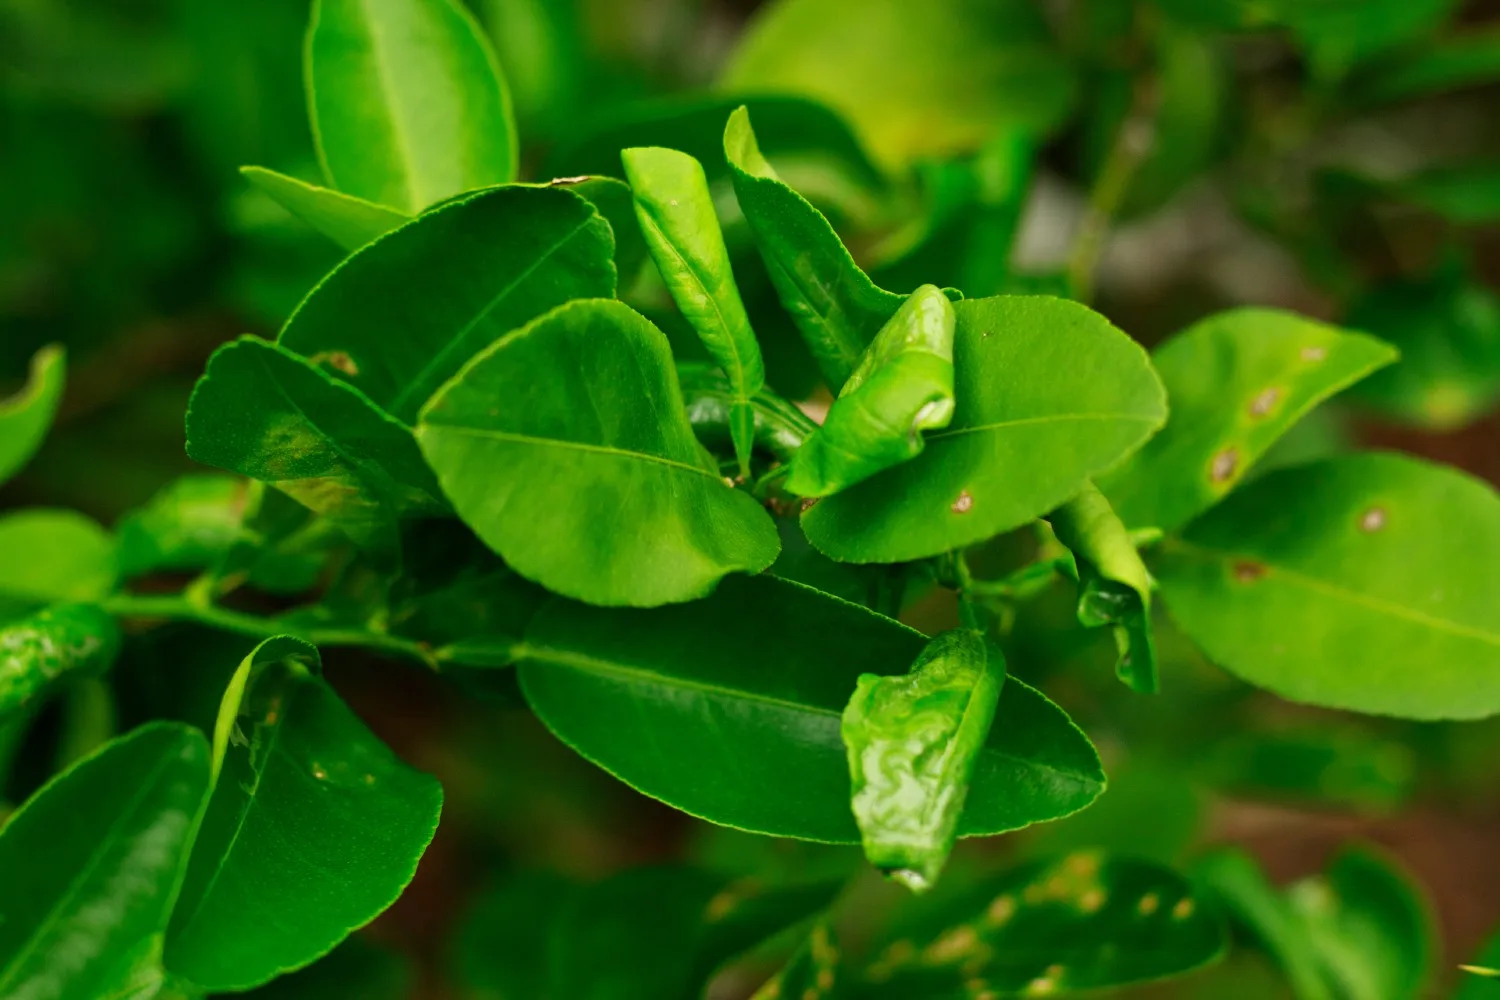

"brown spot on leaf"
[800, 496, 820, 513]
[548, 175, 590, 185]
[951, 490, 975, 514]
[309, 350, 359, 376]
[1301, 345, 1327, 362]
[1248, 387, 1282, 417]
[1210, 448, 1239, 484]
[1234, 560, 1268, 583]
[1360, 506, 1386, 532]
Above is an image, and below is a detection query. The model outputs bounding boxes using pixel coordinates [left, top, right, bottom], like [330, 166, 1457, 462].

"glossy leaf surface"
[843, 628, 1003, 891]
[860, 853, 1225, 996]
[622, 145, 765, 474]
[803, 296, 1167, 563]
[0, 603, 121, 717]
[241, 166, 407, 251]
[0, 344, 64, 488]
[789, 285, 956, 498]
[0, 509, 118, 613]
[165, 636, 443, 990]
[1049, 481, 1158, 693]
[417, 299, 779, 607]
[279, 184, 616, 423]
[1097, 309, 1396, 533]
[0, 723, 210, 999]
[185, 336, 447, 550]
[1155, 453, 1500, 719]
[117, 474, 248, 579]
[307, 0, 516, 211]
[517, 575, 1104, 842]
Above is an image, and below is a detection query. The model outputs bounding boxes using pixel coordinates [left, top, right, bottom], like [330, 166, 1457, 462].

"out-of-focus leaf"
[1024, 760, 1203, 866]
[803, 296, 1166, 564]
[1097, 309, 1396, 533]
[417, 299, 779, 608]
[1154, 453, 1500, 720]
[241, 167, 408, 252]
[117, 475, 249, 579]
[1049, 481, 1158, 693]
[185, 336, 447, 551]
[451, 870, 577, 1000]
[859, 854, 1226, 996]
[751, 923, 841, 1000]
[307, 0, 517, 211]
[0, 344, 64, 488]
[1458, 930, 1500, 999]
[211, 483, 335, 597]
[475, 0, 584, 137]
[1271, 0, 1458, 80]
[723, 0, 1075, 170]
[843, 628, 1004, 891]
[517, 575, 1104, 843]
[0, 603, 121, 718]
[788, 285, 956, 498]
[239, 936, 412, 1000]
[0, 509, 117, 616]
[0, 723, 210, 999]
[1202, 726, 1416, 813]
[1401, 165, 1500, 224]
[1358, 27, 1500, 103]
[165, 636, 443, 990]
[622, 146, 766, 474]
[679, 362, 819, 465]
[278, 185, 617, 423]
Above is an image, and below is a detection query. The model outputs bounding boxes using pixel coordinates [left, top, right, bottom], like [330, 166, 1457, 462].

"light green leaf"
[860, 853, 1226, 996]
[1154, 453, 1500, 719]
[278, 184, 617, 423]
[0, 344, 65, 488]
[725, 106, 906, 389]
[0, 509, 118, 616]
[241, 167, 408, 252]
[0, 722, 210, 999]
[1097, 308, 1397, 533]
[843, 628, 1004, 891]
[417, 298, 780, 608]
[164, 636, 443, 990]
[117, 475, 249, 579]
[788, 284, 955, 498]
[550, 175, 650, 284]
[623, 145, 766, 476]
[723, 0, 1075, 170]
[307, 0, 517, 211]
[751, 923, 840, 1000]
[679, 362, 819, 465]
[517, 575, 1104, 843]
[0, 603, 121, 718]
[1049, 481, 1157, 693]
[803, 295, 1167, 564]
[185, 336, 447, 551]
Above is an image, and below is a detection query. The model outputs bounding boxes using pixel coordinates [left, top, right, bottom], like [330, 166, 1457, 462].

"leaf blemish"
[1137, 892, 1159, 916]
[951, 490, 975, 514]
[1248, 387, 1282, 417]
[548, 175, 590, 185]
[1171, 897, 1194, 919]
[1301, 345, 1327, 362]
[1210, 448, 1238, 484]
[1359, 506, 1386, 532]
[1233, 560, 1267, 583]
[308, 350, 359, 376]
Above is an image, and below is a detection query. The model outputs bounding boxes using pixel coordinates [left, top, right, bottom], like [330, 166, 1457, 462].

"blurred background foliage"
[3, 0, 1500, 996]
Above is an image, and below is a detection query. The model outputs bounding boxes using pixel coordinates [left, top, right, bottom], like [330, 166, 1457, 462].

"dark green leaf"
[1360, 27, 1500, 102]
[1272, 0, 1456, 79]
[623, 145, 766, 475]
[306, 0, 517, 211]
[843, 628, 1004, 891]
[1201, 726, 1415, 814]
[1097, 308, 1396, 533]
[278, 184, 617, 424]
[1048, 481, 1157, 693]
[1401, 165, 1500, 224]
[680, 362, 819, 465]
[0, 344, 64, 488]
[117, 475, 248, 579]
[859, 853, 1226, 996]
[417, 298, 780, 607]
[238, 937, 413, 1000]
[241, 167, 408, 252]
[0, 723, 210, 999]
[185, 336, 447, 551]
[1154, 453, 1500, 719]
[451, 871, 577, 1000]
[752, 923, 841, 1000]
[210, 483, 336, 597]
[0, 603, 122, 717]
[0, 509, 118, 614]
[789, 285, 956, 498]
[803, 296, 1167, 563]
[550, 175, 650, 285]
[165, 636, 443, 990]
[517, 575, 1103, 842]
[1458, 931, 1500, 999]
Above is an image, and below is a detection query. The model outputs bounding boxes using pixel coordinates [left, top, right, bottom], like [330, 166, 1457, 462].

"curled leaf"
[0, 344, 65, 488]
[0, 604, 122, 717]
[1049, 480, 1158, 693]
[842, 627, 1004, 891]
[788, 284, 956, 497]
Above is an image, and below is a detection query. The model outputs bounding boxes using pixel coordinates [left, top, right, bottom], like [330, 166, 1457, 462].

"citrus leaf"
[751, 923, 841, 1000]
[0, 603, 122, 718]
[679, 362, 819, 465]
[0, 344, 65, 488]
[241, 166, 407, 251]
[0, 509, 118, 615]
[117, 475, 249, 579]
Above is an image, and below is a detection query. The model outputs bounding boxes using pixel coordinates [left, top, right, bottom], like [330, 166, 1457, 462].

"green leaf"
[860, 853, 1226, 996]
[306, 0, 517, 211]
[725, 106, 907, 389]
[550, 175, 650, 285]
[723, 0, 1075, 170]
[211, 483, 336, 597]
[1359, 27, 1500, 102]
[1097, 308, 1397, 533]
[417, 298, 780, 607]
[1154, 453, 1500, 719]
[1272, 0, 1457, 80]
[843, 628, 1004, 891]
[164, 636, 443, 990]
[788, 285, 956, 498]
[1201, 725, 1415, 814]
[751, 923, 841, 1000]
[622, 146, 766, 475]
[241, 166, 408, 251]
[238, 937, 412, 1000]
[0, 722, 211, 999]
[803, 295, 1167, 564]
[278, 184, 617, 424]
[1048, 481, 1158, 693]
[451, 870, 577, 1000]
[0, 509, 118, 614]
[0, 603, 122, 717]
[1458, 930, 1500, 999]
[0, 344, 65, 488]
[680, 362, 819, 465]
[517, 575, 1104, 842]
[117, 475, 248, 579]
[185, 336, 447, 551]
[1401, 164, 1500, 224]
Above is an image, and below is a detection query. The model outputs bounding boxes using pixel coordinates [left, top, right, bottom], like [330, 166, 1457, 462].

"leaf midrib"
[354, 0, 419, 211]
[928, 412, 1160, 442]
[420, 424, 722, 479]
